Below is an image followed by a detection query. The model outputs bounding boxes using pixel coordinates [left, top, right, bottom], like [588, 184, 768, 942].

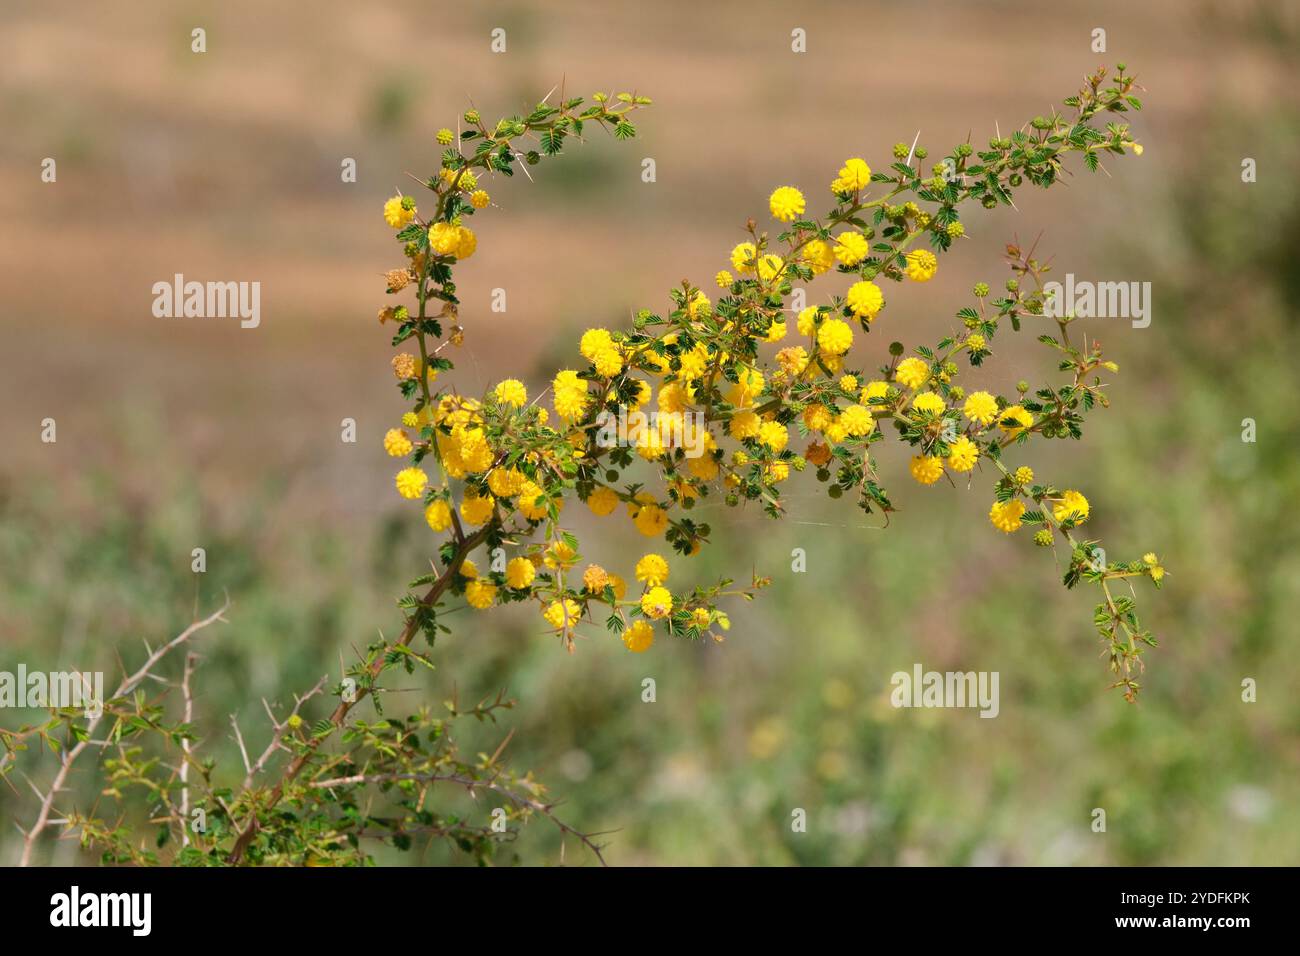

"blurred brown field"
[0, 0, 1286, 500]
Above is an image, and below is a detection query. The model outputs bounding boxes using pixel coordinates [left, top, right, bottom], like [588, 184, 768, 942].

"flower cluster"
[379, 66, 1161, 699]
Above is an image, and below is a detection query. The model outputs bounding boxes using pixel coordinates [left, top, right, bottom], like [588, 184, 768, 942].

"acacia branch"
[307, 770, 610, 866]
[18, 599, 229, 867]
[226, 527, 491, 864]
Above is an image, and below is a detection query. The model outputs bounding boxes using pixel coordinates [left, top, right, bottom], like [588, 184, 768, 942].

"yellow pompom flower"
[816, 318, 854, 355]
[846, 280, 884, 319]
[688, 454, 720, 480]
[998, 405, 1034, 437]
[640, 586, 673, 619]
[635, 553, 670, 587]
[756, 254, 783, 282]
[861, 380, 890, 405]
[839, 404, 875, 437]
[966, 333, 986, 351]
[653, 381, 687, 415]
[796, 306, 819, 337]
[1013, 465, 1034, 484]
[727, 367, 765, 407]
[729, 408, 761, 439]
[425, 499, 452, 532]
[453, 225, 477, 259]
[517, 480, 550, 521]
[989, 499, 1026, 533]
[459, 559, 478, 579]
[426, 222, 476, 260]
[395, 467, 428, 499]
[454, 428, 494, 473]
[553, 370, 590, 420]
[911, 392, 946, 416]
[633, 501, 668, 537]
[802, 239, 835, 275]
[769, 186, 806, 222]
[765, 319, 787, 342]
[583, 564, 610, 593]
[427, 222, 457, 255]
[608, 573, 628, 601]
[834, 157, 872, 191]
[715, 270, 733, 287]
[593, 346, 624, 377]
[947, 436, 979, 472]
[963, 391, 999, 426]
[1051, 490, 1090, 524]
[459, 492, 495, 526]
[895, 357, 930, 390]
[758, 420, 789, 452]
[804, 403, 833, 433]
[383, 195, 414, 228]
[544, 539, 577, 570]
[488, 467, 525, 498]
[839, 374, 858, 392]
[775, 346, 809, 377]
[730, 242, 758, 274]
[909, 455, 944, 485]
[505, 557, 536, 590]
[677, 343, 710, 380]
[586, 485, 620, 517]
[904, 248, 938, 282]
[579, 328, 615, 362]
[833, 231, 870, 266]
[542, 598, 582, 631]
[383, 428, 413, 457]
[392, 353, 418, 380]
[494, 379, 527, 408]
[470, 189, 490, 209]
[623, 620, 654, 653]
[465, 579, 497, 610]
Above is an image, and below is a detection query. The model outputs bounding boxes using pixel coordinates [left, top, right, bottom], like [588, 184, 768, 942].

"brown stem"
[225, 526, 491, 864]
